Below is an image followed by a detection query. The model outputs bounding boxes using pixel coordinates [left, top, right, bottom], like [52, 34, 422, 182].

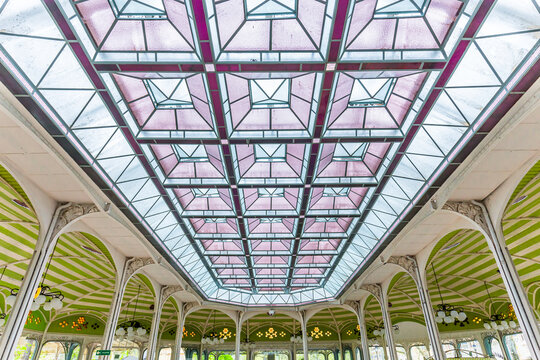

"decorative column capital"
[161, 285, 184, 302]
[386, 256, 419, 282]
[53, 203, 99, 237]
[360, 284, 383, 303]
[125, 257, 155, 279]
[442, 201, 489, 234]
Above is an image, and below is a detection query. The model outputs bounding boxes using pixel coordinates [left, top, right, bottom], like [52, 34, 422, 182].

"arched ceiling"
[0, 0, 537, 306]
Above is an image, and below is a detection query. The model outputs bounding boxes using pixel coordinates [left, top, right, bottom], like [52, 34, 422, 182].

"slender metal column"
[147, 287, 164, 360]
[352, 302, 369, 360]
[443, 201, 540, 358]
[101, 258, 129, 356]
[235, 312, 242, 360]
[362, 284, 396, 360]
[300, 312, 309, 360]
[174, 303, 186, 360]
[0, 203, 98, 360]
[386, 256, 445, 360]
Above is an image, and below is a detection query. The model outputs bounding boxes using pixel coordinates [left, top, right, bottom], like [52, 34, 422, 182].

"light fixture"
[202, 310, 224, 345]
[431, 264, 468, 326]
[7, 246, 64, 312]
[115, 285, 147, 341]
[482, 282, 517, 331]
[371, 325, 398, 337]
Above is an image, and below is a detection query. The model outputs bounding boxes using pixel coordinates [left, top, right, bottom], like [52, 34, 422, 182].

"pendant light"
[431, 264, 468, 326]
[482, 282, 517, 331]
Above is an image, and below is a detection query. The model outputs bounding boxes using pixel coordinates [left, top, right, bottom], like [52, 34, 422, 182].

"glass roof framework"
[0, 0, 539, 305]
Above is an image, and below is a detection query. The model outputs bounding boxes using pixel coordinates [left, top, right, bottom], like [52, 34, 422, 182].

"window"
[410, 345, 430, 360]
[159, 348, 173, 360]
[396, 347, 407, 360]
[14, 337, 38, 360]
[458, 340, 483, 358]
[245, 0, 297, 20]
[258, 188, 285, 197]
[322, 188, 350, 197]
[368, 347, 385, 360]
[254, 144, 287, 162]
[39, 342, 67, 360]
[114, 348, 140, 360]
[504, 333, 532, 360]
[108, 0, 167, 19]
[442, 343, 457, 358]
[173, 145, 209, 162]
[144, 79, 193, 109]
[373, 0, 430, 18]
[485, 337, 504, 360]
[332, 143, 368, 162]
[348, 79, 395, 108]
[249, 79, 291, 108]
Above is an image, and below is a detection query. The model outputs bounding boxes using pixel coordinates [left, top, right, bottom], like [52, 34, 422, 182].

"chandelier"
[115, 285, 147, 340]
[372, 324, 399, 337]
[431, 264, 468, 326]
[290, 331, 312, 343]
[202, 310, 225, 345]
[482, 282, 517, 331]
[6, 251, 64, 312]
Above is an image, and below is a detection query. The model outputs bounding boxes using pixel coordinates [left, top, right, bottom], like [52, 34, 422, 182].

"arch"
[184, 308, 237, 342]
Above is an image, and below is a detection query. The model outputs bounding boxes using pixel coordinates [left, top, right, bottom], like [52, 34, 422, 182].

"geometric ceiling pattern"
[0, 0, 538, 305]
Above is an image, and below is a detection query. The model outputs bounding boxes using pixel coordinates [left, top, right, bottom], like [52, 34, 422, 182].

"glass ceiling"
[0, 0, 538, 305]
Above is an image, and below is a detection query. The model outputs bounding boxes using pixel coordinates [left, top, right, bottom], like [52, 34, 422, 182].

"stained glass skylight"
[109, 0, 167, 19]
[0, 0, 538, 305]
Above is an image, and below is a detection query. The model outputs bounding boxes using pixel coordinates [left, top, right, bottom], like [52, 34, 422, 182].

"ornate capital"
[360, 284, 383, 302]
[442, 201, 489, 233]
[161, 285, 184, 302]
[53, 203, 99, 237]
[386, 256, 418, 280]
[125, 257, 155, 279]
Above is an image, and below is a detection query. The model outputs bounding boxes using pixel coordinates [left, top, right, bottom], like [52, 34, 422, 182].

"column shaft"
[0, 203, 70, 360]
[478, 202, 540, 358]
[380, 297, 397, 360]
[174, 304, 186, 360]
[414, 266, 445, 360]
[301, 316, 309, 360]
[354, 305, 369, 360]
[147, 290, 164, 360]
[101, 259, 129, 356]
[235, 316, 241, 360]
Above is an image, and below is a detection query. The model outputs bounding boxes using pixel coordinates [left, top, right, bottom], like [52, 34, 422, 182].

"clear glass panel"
[486, 337, 505, 360]
[159, 348, 172, 360]
[442, 343, 458, 358]
[38, 342, 66, 360]
[396, 347, 407, 360]
[410, 345, 431, 360]
[14, 337, 38, 360]
[458, 340, 483, 358]
[368, 347, 385, 360]
[254, 351, 290, 360]
[504, 333, 532, 360]
[113, 348, 140, 360]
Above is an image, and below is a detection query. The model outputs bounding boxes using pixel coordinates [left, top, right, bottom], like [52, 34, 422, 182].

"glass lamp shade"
[30, 301, 40, 311]
[435, 317, 443, 323]
[450, 310, 458, 318]
[444, 316, 453, 324]
[127, 327, 134, 333]
[219, 338, 224, 344]
[509, 321, 517, 329]
[437, 311, 445, 318]
[501, 320, 508, 327]
[137, 327, 146, 336]
[6, 294, 16, 307]
[35, 294, 47, 305]
[484, 323, 491, 330]
[201, 338, 207, 344]
[490, 321, 497, 328]
[42, 302, 53, 311]
[457, 312, 467, 322]
[116, 327, 126, 336]
[307, 337, 313, 342]
[51, 298, 63, 310]
[0, 318, 5, 327]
